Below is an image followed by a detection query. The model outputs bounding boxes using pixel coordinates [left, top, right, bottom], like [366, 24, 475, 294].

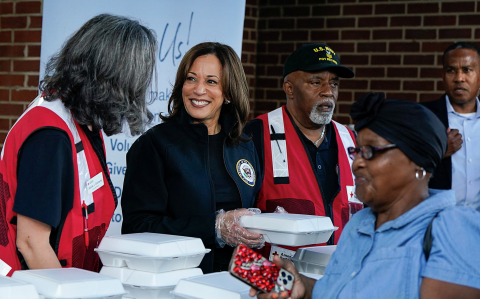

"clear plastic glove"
[274, 206, 288, 214]
[215, 208, 265, 248]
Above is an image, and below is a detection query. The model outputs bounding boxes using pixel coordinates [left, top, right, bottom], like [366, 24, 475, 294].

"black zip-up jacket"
[121, 106, 262, 273]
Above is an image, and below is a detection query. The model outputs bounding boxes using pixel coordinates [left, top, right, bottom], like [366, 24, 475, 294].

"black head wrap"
[350, 92, 447, 173]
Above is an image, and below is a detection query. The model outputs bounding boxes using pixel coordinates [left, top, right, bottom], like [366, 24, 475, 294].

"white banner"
[41, 0, 246, 235]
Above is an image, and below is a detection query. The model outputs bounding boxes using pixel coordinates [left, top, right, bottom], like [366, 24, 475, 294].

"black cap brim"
[301, 64, 355, 79]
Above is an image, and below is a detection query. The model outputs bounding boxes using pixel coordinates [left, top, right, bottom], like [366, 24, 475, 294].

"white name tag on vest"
[0, 258, 11, 276]
[269, 245, 296, 261]
[87, 173, 104, 194]
[346, 185, 361, 203]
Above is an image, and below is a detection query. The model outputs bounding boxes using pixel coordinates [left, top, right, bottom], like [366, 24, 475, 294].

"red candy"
[232, 245, 291, 296]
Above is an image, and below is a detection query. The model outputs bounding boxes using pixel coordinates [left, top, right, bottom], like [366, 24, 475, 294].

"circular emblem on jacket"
[236, 159, 255, 187]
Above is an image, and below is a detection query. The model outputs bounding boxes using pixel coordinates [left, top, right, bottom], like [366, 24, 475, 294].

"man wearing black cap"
[422, 41, 480, 211]
[245, 43, 360, 259]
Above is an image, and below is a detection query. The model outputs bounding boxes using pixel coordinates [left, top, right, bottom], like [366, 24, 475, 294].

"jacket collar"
[177, 104, 236, 142]
[437, 94, 450, 127]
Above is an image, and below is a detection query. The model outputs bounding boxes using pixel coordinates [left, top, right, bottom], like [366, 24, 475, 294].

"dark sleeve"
[244, 119, 264, 178]
[13, 129, 74, 228]
[120, 132, 217, 247]
[420, 99, 435, 110]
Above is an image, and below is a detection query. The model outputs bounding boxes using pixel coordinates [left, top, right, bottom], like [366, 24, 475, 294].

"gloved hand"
[215, 208, 265, 248]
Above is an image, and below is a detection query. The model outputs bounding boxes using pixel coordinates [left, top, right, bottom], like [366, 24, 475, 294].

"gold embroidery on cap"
[318, 57, 338, 65]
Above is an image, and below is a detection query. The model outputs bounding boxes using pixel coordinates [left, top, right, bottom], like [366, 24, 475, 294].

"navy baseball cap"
[283, 43, 355, 78]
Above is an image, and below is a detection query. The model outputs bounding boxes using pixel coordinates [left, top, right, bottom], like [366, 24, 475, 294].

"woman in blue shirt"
[251, 92, 480, 299]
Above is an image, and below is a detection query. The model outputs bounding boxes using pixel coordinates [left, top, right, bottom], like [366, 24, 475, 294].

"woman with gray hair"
[121, 42, 264, 274]
[0, 14, 157, 275]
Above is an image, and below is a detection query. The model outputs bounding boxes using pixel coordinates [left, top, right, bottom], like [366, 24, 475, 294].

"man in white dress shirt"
[422, 41, 480, 211]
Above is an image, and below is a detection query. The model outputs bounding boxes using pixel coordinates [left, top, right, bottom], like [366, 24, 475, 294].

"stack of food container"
[240, 213, 338, 246]
[291, 245, 337, 280]
[240, 213, 338, 281]
[11, 268, 126, 299]
[0, 275, 39, 299]
[95, 233, 209, 299]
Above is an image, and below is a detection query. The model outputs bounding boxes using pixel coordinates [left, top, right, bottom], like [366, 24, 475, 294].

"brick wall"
[242, 0, 259, 115]
[0, 0, 42, 147]
[252, 0, 480, 125]
[2, 1, 480, 146]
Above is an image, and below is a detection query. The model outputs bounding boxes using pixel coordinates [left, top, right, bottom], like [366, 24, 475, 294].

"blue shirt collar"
[357, 189, 455, 235]
[445, 95, 480, 118]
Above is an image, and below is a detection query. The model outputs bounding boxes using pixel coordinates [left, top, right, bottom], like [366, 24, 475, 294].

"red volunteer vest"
[256, 106, 360, 255]
[0, 97, 116, 276]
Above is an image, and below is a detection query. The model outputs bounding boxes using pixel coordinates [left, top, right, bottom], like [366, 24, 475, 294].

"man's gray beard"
[309, 100, 335, 125]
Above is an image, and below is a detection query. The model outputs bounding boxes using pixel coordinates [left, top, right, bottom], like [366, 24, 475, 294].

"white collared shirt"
[446, 95, 480, 211]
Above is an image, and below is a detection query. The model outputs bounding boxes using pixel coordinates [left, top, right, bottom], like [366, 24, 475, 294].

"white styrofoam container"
[95, 233, 210, 272]
[96, 250, 208, 273]
[100, 266, 203, 299]
[97, 233, 208, 258]
[100, 266, 203, 287]
[292, 245, 336, 275]
[123, 285, 172, 299]
[299, 272, 324, 280]
[240, 213, 338, 246]
[12, 268, 126, 299]
[171, 272, 256, 299]
[0, 276, 39, 299]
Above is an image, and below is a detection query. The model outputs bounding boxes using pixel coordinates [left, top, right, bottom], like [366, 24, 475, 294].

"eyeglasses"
[347, 144, 397, 160]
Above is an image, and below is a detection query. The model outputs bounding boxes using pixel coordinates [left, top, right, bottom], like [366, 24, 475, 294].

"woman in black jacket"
[121, 42, 264, 273]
